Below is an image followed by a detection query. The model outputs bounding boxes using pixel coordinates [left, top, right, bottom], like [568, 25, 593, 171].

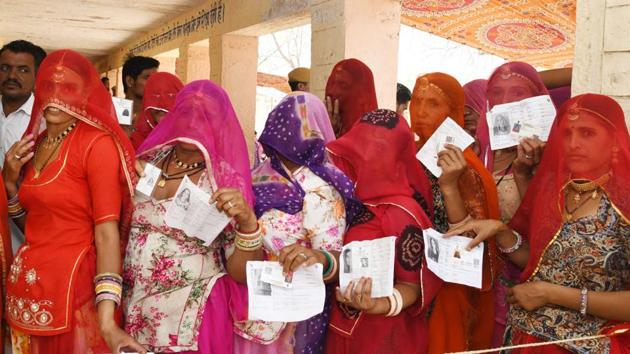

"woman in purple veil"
[123, 80, 262, 353]
[234, 91, 360, 354]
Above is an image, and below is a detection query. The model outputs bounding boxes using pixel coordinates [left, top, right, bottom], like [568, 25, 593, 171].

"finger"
[326, 96, 333, 113]
[123, 340, 147, 354]
[333, 99, 340, 116]
[363, 278, 373, 299]
[278, 244, 297, 264]
[13, 141, 35, 159]
[445, 222, 475, 237]
[353, 277, 365, 296]
[335, 287, 345, 303]
[441, 152, 456, 166]
[18, 152, 35, 165]
[343, 281, 355, 301]
[282, 248, 303, 275]
[288, 252, 309, 272]
[135, 161, 146, 177]
[466, 233, 487, 250]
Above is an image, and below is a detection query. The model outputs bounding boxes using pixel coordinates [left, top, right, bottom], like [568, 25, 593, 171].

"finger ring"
[298, 253, 308, 260]
[227, 201, 235, 209]
[524, 154, 533, 159]
[14, 154, 21, 160]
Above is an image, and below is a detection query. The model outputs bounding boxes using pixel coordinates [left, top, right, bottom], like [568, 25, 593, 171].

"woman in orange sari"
[2, 50, 144, 353]
[409, 72, 500, 353]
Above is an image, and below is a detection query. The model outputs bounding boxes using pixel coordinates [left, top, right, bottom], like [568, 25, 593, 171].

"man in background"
[288, 67, 310, 92]
[0, 39, 46, 254]
[122, 55, 159, 136]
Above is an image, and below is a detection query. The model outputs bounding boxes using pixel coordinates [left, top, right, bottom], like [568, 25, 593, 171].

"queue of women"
[0, 48, 628, 354]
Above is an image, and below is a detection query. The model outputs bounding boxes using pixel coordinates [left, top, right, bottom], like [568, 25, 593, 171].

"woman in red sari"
[0, 176, 12, 350]
[2, 50, 144, 353]
[325, 109, 441, 354]
[449, 93, 630, 353]
[409, 73, 500, 353]
[130, 72, 183, 148]
[324, 59, 377, 137]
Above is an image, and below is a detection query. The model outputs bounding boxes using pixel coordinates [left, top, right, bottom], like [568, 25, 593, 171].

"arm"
[3, 135, 36, 232]
[338, 279, 420, 315]
[538, 68, 572, 89]
[437, 145, 472, 224]
[213, 188, 263, 283]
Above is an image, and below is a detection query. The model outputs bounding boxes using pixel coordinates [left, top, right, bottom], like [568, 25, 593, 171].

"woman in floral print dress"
[123, 80, 260, 353]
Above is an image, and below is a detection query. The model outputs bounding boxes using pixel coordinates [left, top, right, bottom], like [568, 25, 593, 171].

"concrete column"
[154, 55, 178, 76]
[187, 41, 211, 82]
[573, 0, 630, 125]
[310, 0, 401, 110]
[176, 44, 190, 82]
[209, 34, 259, 163]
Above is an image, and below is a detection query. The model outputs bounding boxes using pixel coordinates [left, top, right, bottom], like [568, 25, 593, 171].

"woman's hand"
[513, 137, 544, 177]
[326, 96, 342, 136]
[278, 243, 326, 275]
[508, 281, 550, 311]
[437, 144, 467, 191]
[134, 160, 146, 177]
[3, 134, 35, 192]
[212, 188, 257, 232]
[101, 323, 147, 354]
[336, 277, 377, 312]
[445, 218, 508, 250]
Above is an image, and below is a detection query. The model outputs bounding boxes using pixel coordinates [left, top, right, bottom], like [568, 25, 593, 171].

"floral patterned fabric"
[123, 172, 235, 353]
[506, 195, 630, 353]
[234, 166, 346, 352]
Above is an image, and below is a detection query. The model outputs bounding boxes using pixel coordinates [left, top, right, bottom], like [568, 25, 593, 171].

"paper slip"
[339, 236, 395, 298]
[259, 261, 293, 288]
[247, 261, 325, 322]
[487, 95, 556, 151]
[164, 175, 231, 246]
[423, 228, 484, 289]
[135, 163, 161, 197]
[416, 117, 475, 177]
[112, 97, 134, 125]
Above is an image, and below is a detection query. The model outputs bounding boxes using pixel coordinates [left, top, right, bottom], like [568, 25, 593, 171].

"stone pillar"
[310, 0, 401, 110]
[154, 55, 178, 76]
[573, 0, 630, 125]
[210, 34, 259, 162]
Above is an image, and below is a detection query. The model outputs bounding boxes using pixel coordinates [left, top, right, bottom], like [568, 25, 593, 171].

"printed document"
[416, 117, 475, 177]
[339, 236, 396, 298]
[423, 228, 484, 289]
[247, 261, 325, 322]
[164, 175, 231, 245]
[486, 95, 556, 151]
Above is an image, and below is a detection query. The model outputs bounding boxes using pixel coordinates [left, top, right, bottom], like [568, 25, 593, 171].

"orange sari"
[410, 73, 500, 353]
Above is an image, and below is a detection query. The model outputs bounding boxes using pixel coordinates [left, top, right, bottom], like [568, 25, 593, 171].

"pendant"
[157, 179, 166, 188]
[591, 190, 598, 199]
[573, 193, 581, 203]
[565, 213, 573, 221]
[33, 171, 40, 179]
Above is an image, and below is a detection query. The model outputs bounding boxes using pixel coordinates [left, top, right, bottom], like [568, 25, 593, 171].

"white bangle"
[385, 294, 397, 317]
[498, 231, 522, 254]
[386, 289, 403, 317]
[580, 288, 588, 316]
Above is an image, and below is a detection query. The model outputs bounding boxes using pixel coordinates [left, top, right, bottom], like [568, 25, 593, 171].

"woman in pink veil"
[123, 80, 262, 353]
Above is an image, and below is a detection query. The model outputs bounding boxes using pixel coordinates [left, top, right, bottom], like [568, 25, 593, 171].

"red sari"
[410, 73, 500, 353]
[0, 176, 13, 350]
[7, 50, 135, 353]
[130, 72, 183, 148]
[326, 110, 441, 354]
[508, 94, 630, 353]
[325, 59, 378, 137]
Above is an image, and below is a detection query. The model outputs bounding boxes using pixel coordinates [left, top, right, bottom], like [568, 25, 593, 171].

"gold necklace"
[33, 122, 77, 179]
[568, 172, 611, 203]
[172, 150, 205, 169]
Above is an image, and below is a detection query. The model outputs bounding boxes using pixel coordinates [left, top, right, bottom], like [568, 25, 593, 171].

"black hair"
[0, 40, 47, 71]
[289, 80, 305, 92]
[396, 83, 412, 106]
[122, 56, 160, 92]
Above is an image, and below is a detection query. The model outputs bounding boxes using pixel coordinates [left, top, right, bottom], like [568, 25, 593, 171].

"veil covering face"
[325, 59, 378, 136]
[252, 91, 361, 223]
[510, 93, 630, 281]
[130, 72, 184, 148]
[26, 49, 137, 243]
[136, 80, 254, 207]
